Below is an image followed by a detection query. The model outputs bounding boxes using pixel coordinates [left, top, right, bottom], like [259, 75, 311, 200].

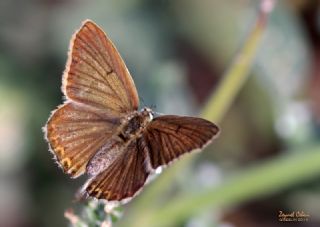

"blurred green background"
[1, 0, 320, 226]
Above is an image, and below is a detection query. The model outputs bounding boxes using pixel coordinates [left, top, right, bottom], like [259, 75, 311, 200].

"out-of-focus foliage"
[0, 0, 320, 227]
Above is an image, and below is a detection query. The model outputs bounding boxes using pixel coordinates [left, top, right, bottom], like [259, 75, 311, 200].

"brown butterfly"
[44, 20, 219, 203]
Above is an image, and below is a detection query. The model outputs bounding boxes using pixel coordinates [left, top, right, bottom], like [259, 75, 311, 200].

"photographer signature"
[278, 211, 310, 222]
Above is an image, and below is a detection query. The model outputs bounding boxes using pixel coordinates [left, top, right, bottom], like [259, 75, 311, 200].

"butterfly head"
[140, 107, 154, 122]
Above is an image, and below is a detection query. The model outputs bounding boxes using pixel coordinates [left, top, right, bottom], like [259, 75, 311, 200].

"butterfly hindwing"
[82, 138, 150, 201]
[45, 102, 121, 178]
[143, 115, 219, 169]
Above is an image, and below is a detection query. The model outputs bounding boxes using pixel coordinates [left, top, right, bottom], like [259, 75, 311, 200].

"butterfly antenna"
[140, 96, 146, 107]
[150, 103, 157, 110]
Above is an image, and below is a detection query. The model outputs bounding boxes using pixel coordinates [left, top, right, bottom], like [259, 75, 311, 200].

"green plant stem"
[202, 16, 265, 123]
[147, 145, 320, 226]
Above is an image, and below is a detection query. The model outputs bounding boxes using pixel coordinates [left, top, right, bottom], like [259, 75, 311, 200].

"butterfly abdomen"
[86, 141, 121, 176]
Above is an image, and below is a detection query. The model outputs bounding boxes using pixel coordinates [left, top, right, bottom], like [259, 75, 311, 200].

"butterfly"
[44, 20, 220, 203]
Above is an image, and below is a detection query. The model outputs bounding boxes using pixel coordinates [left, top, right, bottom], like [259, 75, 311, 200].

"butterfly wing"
[45, 103, 121, 178]
[62, 20, 139, 113]
[81, 138, 150, 201]
[45, 20, 139, 177]
[143, 115, 219, 169]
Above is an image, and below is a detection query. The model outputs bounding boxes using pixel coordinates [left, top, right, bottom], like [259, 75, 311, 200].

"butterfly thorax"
[118, 107, 153, 142]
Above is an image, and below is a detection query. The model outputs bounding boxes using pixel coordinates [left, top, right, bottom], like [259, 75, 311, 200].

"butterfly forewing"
[143, 115, 219, 169]
[81, 138, 150, 201]
[46, 103, 121, 177]
[63, 20, 139, 113]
